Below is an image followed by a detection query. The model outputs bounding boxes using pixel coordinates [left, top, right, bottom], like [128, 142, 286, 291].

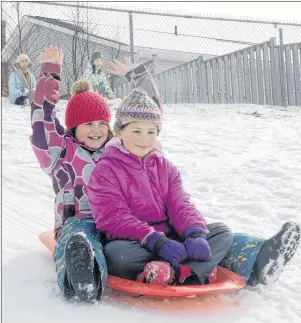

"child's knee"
[209, 222, 234, 245]
[222, 224, 234, 246]
[105, 241, 138, 266]
[104, 240, 154, 272]
[105, 241, 127, 259]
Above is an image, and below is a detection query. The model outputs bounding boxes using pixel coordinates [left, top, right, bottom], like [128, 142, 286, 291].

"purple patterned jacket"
[30, 62, 162, 238]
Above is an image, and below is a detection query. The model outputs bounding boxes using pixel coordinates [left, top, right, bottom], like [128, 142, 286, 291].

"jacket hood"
[102, 137, 163, 169]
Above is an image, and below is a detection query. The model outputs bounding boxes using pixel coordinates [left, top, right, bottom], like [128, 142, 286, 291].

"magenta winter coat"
[87, 138, 208, 244]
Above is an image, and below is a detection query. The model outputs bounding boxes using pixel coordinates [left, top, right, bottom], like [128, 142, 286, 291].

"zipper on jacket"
[140, 153, 159, 209]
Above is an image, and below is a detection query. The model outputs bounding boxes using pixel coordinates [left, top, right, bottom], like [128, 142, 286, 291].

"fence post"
[1, 21, 6, 49]
[152, 54, 159, 75]
[279, 28, 286, 107]
[1, 20, 9, 97]
[270, 37, 277, 105]
[111, 47, 115, 92]
[198, 56, 205, 103]
[129, 12, 134, 63]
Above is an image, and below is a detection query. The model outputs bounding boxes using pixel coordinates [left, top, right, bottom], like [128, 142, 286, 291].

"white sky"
[97, 0, 301, 22]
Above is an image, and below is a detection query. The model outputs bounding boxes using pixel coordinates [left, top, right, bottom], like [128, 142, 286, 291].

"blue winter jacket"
[9, 71, 37, 104]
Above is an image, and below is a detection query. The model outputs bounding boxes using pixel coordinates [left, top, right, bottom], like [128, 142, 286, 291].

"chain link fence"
[2, 1, 301, 104]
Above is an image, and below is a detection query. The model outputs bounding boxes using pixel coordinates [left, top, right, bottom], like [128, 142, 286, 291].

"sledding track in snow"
[2, 98, 301, 323]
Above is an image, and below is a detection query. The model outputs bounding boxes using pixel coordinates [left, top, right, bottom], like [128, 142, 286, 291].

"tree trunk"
[1, 21, 9, 97]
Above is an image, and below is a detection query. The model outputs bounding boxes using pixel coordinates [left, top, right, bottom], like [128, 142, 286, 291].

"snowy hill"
[2, 98, 301, 323]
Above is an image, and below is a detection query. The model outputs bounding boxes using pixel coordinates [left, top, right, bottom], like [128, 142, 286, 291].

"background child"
[84, 51, 115, 100]
[9, 53, 36, 105]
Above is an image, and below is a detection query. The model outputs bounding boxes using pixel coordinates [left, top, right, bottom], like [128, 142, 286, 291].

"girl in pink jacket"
[87, 88, 234, 285]
[88, 75, 300, 287]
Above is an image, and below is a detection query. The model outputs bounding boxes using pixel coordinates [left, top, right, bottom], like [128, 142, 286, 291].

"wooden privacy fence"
[281, 42, 301, 106]
[115, 38, 301, 107]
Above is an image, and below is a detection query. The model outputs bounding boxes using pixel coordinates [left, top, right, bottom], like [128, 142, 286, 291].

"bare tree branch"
[15, 2, 23, 53]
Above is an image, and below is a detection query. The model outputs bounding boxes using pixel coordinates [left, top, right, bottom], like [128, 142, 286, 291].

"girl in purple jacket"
[30, 46, 111, 302]
[88, 63, 300, 287]
[30, 46, 162, 301]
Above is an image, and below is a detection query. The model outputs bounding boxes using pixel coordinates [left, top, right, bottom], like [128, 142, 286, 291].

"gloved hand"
[20, 88, 29, 96]
[183, 227, 212, 262]
[145, 232, 187, 267]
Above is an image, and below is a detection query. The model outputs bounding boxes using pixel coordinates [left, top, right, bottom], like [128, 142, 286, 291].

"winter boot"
[248, 222, 300, 287]
[137, 261, 193, 285]
[137, 261, 175, 285]
[65, 232, 102, 302]
[208, 267, 218, 284]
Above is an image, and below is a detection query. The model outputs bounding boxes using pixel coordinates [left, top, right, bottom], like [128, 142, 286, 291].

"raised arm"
[106, 58, 162, 112]
[30, 47, 66, 175]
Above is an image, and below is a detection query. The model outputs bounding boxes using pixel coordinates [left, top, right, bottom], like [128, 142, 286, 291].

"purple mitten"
[183, 227, 212, 262]
[145, 232, 187, 267]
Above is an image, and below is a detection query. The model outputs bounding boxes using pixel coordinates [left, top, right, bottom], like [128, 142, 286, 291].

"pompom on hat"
[65, 78, 111, 130]
[114, 89, 162, 133]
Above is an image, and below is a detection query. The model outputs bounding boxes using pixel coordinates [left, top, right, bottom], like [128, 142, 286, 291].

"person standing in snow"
[9, 53, 37, 106]
[30, 46, 160, 302]
[84, 51, 115, 100]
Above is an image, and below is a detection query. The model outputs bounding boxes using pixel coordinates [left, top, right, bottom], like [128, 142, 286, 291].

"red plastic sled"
[39, 230, 245, 300]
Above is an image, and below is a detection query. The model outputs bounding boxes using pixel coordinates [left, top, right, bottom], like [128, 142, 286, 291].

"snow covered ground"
[2, 98, 301, 323]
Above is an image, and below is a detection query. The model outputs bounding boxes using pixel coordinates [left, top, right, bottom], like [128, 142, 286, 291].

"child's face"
[93, 58, 104, 67]
[19, 58, 29, 69]
[119, 121, 158, 158]
[75, 121, 109, 150]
